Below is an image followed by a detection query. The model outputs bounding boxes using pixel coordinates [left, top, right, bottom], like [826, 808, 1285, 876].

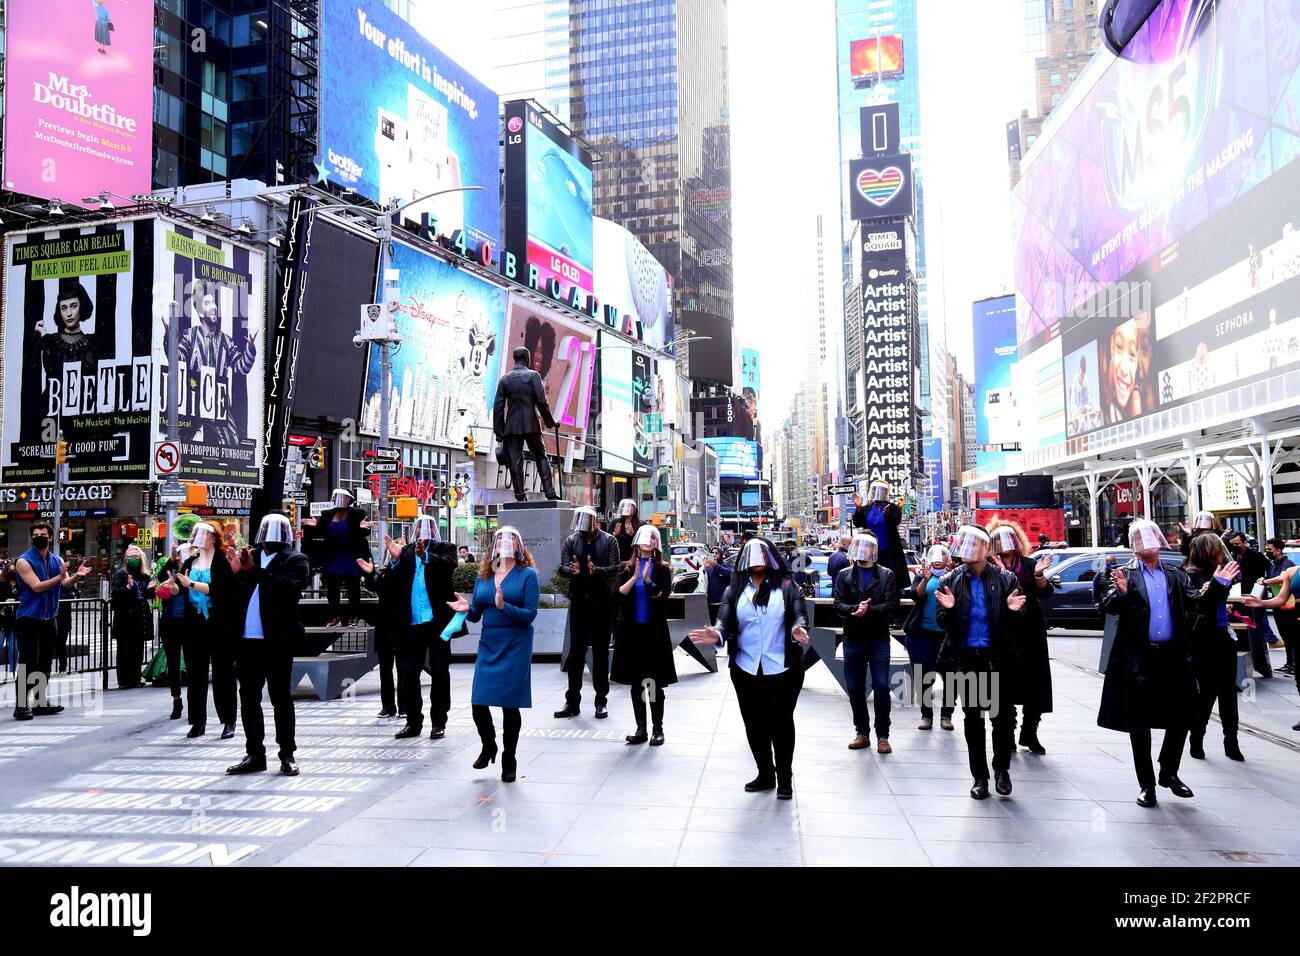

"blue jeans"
[0, 626, 15, 674]
[843, 638, 892, 738]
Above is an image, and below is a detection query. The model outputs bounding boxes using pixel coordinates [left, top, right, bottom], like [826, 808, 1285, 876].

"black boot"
[169, 698, 183, 720]
[394, 723, 421, 739]
[625, 724, 648, 745]
[1019, 724, 1046, 755]
[473, 739, 498, 770]
[744, 774, 776, 792]
[649, 725, 665, 747]
[186, 724, 206, 738]
[1189, 733, 1205, 759]
[1224, 736, 1245, 761]
[776, 775, 793, 800]
[502, 731, 519, 783]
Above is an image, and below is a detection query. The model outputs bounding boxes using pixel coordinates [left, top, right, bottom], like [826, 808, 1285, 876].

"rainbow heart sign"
[857, 166, 905, 207]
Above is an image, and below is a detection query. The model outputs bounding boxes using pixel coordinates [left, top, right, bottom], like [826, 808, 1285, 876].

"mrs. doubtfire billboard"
[2, 0, 153, 203]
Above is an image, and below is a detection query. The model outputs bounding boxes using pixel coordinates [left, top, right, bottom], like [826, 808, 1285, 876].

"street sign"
[364, 460, 400, 475]
[372, 445, 401, 460]
[827, 484, 857, 496]
[310, 501, 331, 517]
[154, 441, 180, 475]
[284, 490, 308, 504]
[158, 480, 186, 503]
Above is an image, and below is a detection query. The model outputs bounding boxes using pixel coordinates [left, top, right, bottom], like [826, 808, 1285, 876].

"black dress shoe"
[649, 726, 665, 747]
[376, 708, 397, 718]
[12, 707, 33, 721]
[226, 755, 268, 774]
[776, 779, 793, 800]
[473, 742, 498, 769]
[220, 722, 237, 740]
[1136, 787, 1158, 808]
[1189, 734, 1206, 759]
[594, 704, 608, 719]
[32, 705, 64, 716]
[501, 754, 517, 783]
[170, 699, 183, 720]
[554, 704, 580, 719]
[186, 724, 206, 739]
[1293, 721, 1300, 732]
[394, 724, 421, 739]
[970, 779, 990, 800]
[1224, 738, 1245, 761]
[744, 775, 776, 792]
[625, 725, 648, 745]
[994, 770, 1013, 796]
[1158, 774, 1194, 798]
[429, 725, 446, 740]
[280, 758, 300, 776]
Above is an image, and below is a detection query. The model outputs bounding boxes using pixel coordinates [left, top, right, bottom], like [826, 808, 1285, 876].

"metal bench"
[291, 626, 378, 700]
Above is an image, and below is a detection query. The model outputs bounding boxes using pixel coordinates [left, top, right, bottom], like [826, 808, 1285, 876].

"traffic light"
[463, 433, 475, 457]
[311, 444, 325, 469]
[55, 440, 67, 465]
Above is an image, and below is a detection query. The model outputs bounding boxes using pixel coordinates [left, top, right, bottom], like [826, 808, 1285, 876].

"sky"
[412, 0, 1036, 427]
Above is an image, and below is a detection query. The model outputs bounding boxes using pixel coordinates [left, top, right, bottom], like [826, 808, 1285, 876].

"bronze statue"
[493, 347, 561, 501]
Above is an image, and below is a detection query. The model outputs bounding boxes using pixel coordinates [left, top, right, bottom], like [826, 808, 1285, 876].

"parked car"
[668, 542, 708, 576]
[1039, 548, 1183, 630]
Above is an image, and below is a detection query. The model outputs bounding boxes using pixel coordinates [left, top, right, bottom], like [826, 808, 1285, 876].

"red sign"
[368, 474, 440, 507]
[1114, 481, 1143, 517]
[974, 508, 1066, 545]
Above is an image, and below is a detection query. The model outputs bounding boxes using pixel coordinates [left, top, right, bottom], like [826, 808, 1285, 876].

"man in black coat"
[493, 346, 560, 501]
[934, 526, 1027, 800]
[555, 507, 622, 719]
[833, 533, 900, 753]
[225, 514, 310, 776]
[1224, 530, 1273, 678]
[1099, 519, 1235, 807]
[387, 515, 459, 740]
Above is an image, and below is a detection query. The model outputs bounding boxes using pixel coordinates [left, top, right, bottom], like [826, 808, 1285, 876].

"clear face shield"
[493, 527, 522, 561]
[413, 515, 440, 543]
[1128, 520, 1168, 555]
[1192, 511, 1216, 531]
[739, 540, 778, 571]
[632, 525, 661, 552]
[847, 534, 878, 563]
[255, 515, 293, 547]
[330, 488, 353, 510]
[926, 545, 951, 568]
[952, 526, 990, 563]
[176, 543, 195, 564]
[618, 499, 638, 518]
[189, 523, 218, 551]
[572, 508, 598, 534]
[867, 481, 889, 503]
[990, 526, 1020, 557]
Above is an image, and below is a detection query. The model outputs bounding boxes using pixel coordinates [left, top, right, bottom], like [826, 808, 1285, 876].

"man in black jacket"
[555, 507, 622, 719]
[388, 515, 459, 740]
[1100, 519, 1235, 807]
[493, 346, 560, 501]
[703, 547, 733, 625]
[1225, 530, 1273, 678]
[935, 526, 1027, 800]
[226, 514, 310, 776]
[833, 533, 900, 753]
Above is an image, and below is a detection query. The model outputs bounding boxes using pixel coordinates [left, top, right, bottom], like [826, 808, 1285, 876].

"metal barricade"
[0, 597, 115, 689]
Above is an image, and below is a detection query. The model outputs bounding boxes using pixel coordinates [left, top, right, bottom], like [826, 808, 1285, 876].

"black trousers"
[472, 704, 521, 756]
[116, 635, 143, 689]
[398, 622, 451, 729]
[630, 683, 665, 729]
[159, 615, 184, 697]
[235, 636, 295, 761]
[503, 432, 556, 499]
[14, 616, 57, 710]
[1193, 636, 1240, 739]
[1247, 607, 1273, 677]
[1130, 727, 1188, 789]
[182, 614, 237, 728]
[377, 632, 402, 713]
[708, 604, 721, 626]
[325, 573, 361, 620]
[56, 604, 72, 673]
[1273, 610, 1298, 675]
[730, 664, 802, 782]
[953, 659, 1015, 779]
[564, 600, 611, 708]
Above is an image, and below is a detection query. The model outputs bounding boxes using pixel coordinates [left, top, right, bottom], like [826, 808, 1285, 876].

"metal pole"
[376, 217, 393, 551]
[165, 300, 180, 557]
[52, 440, 64, 558]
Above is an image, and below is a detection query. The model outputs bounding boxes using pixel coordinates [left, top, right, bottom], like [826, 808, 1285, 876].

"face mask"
[126, 559, 143, 573]
[263, 542, 288, 554]
[32, 534, 49, 550]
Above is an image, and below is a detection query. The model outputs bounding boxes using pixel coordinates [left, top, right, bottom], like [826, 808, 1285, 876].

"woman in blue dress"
[450, 526, 538, 783]
[93, 0, 113, 53]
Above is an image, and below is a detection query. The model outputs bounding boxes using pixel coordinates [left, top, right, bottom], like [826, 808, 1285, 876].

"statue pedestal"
[499, 499, 572, 586]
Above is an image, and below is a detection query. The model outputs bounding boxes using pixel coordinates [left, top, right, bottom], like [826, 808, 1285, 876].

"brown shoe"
[877, 738, 893, 754]
[848, 734, 870, 750]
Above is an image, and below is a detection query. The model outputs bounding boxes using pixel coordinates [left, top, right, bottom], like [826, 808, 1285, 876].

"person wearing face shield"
[300, 488, 373, 628]
[110, 545, 156, 690]
[12, 521, 91, 720]
[690, 538, 810, 799]
[933, 526, 1028, 800]
[1178, 510, 1219, 560]
[225, 514, 310, 776]
[610, 498, 642, 562]
[449, 527, 540, 782]
[610, 524, 677, 746]
[1182, 532, 1245, 763]
[900, 544, 956, 731]
[832, 533, 900, 753]
[174, 522, 239, 739]
[850, 481, 910, 588]
[1099, 519, 1236, 808]
[1222, 529, 1274, 679]
[987, 521, 1056, 755]
[555, 507, 622, 719]
[154, 543, 194, 720]
[386, 514, 460, 741]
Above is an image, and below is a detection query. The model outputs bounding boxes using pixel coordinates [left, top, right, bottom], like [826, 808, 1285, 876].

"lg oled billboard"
[319, 1, 500, 251]
[2, 0, 153, 203]
[700, 438, 761, 482]
[503, 100, 595, 297]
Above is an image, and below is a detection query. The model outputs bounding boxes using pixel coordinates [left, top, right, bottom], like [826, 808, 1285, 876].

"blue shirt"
[634, 558, 651, 624]
[865, 505, 890, 553]
[325, 518, 359, 576]
[188, 566, 212, 619]
[855, 564, 876, 595]
[920, 575, 942, 631]
[242, 551, 276, 639]
[1142, 564, 1173, 643]
[966, 574, 990, 648]
[734, 582, 788, 676]
[410, 551, 434, 626]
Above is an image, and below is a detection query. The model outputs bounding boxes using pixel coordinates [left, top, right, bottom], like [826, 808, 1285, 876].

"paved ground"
[0, 639, 1296, 867]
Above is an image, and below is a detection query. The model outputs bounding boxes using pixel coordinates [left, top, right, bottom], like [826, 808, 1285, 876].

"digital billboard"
[599, 331, 639, 474]
[972, 295, 1021, 477]
[319, 1, 500, 251]
[2, 0, 153, 203]
[858, 254, 919, 489]
[592, 217, 673, 352]
[360, 240, 508, 447]
[503, 100, 595, 296]
[700, 438, 761, 481]
[848, 153, 915, 222]
[850, 35, 905, 83]
[1011, 0, 1300, 467]
[923, 437, 944, 512]
[682, 310, 735, 386]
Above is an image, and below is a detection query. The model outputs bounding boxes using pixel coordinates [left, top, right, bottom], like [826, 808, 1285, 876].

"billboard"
[599, 331, 635, 473]
[741, 348, 761, 396]
[500, 295, 597, 459]
[700, 437, 761, 481]
[682, 310, 734, 386]
[850, 35, 905, 83]
[359, 240, 508, 446]
[1011, 0, 1300, 465]
[860, 103, 901, 156]
[923, 437, 944, 512]
[1, 217, 265, 484]
[503, 100, 595, 296]
[972, 295, 1020, 476]
[319, 1, 500, 250]
[592, 217, 673, 352]
[2, 0, 153, 203]
[858, 256, 919, 490]
[848, 153, 915, 222]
